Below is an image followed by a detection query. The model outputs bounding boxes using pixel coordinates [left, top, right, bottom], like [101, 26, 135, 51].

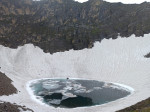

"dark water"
[29, 79, 131, 108]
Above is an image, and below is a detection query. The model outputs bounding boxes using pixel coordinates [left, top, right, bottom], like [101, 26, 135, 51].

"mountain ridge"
[0, 0, 150, 53]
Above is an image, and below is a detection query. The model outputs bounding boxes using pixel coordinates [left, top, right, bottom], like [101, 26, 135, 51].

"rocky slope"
[0, 0, 150, 53]
[145, 52, 150, 58]
[0, 101, 33, 112]
[117, 98, 150, 112]
[0, 72, 33, 112]
[0, 72, 17, 96]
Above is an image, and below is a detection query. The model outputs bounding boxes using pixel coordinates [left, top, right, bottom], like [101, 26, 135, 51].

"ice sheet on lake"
[48, 99, 61, 105]
[42, 81, 61, 90]
[0, 34, 150, 112]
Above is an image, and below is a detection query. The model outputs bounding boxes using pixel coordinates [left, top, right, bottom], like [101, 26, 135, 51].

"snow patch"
[112, 82, 135, 93]
[0, 34, 150, 112]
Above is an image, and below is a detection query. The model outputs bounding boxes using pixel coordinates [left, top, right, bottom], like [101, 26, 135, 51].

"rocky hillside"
[0, 0, 150, 53]
[145, 52, 150, 58]
[117, 97, 150, 112]
[0, 72, 33, 112]
[0, 72, 17, 96]
[0, 101, 33, 112]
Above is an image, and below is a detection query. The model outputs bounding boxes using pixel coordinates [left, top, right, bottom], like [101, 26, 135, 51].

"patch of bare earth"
[0, 101, 34, 112]
[0, 71, 34, 112]
[145, 53, 150, 58]
[0, 72, 17, 96]
[117, 98, 150, 112]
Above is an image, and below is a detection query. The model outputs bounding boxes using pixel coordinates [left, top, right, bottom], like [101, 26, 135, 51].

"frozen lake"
[28, 78, 131, 108]
[0, 34, 150, 112]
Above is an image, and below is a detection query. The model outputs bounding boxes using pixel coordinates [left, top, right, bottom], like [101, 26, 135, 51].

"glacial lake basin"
[27, 78, 133, 108]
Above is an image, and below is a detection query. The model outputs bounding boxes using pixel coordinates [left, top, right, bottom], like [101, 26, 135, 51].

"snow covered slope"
[0, 34, 150, 112]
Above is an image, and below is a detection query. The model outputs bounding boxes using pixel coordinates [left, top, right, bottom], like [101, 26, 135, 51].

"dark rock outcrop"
[145, 52, 150, 58]
[0, 72, 17, 96]
[0, 0, 150, 53]
[0, 101, 34, 112]
[0, 72, 33, 111]
[117, 97, 150, 112]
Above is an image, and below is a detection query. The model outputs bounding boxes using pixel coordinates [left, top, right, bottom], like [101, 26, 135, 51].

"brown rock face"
[145, 52, 150, 58]
[0, 72, 17, 96]
[0, 0, 150, 53]
[117, 98, 150, 112]
[0, 72, 33, 111]
[0, 101, 34, 112]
